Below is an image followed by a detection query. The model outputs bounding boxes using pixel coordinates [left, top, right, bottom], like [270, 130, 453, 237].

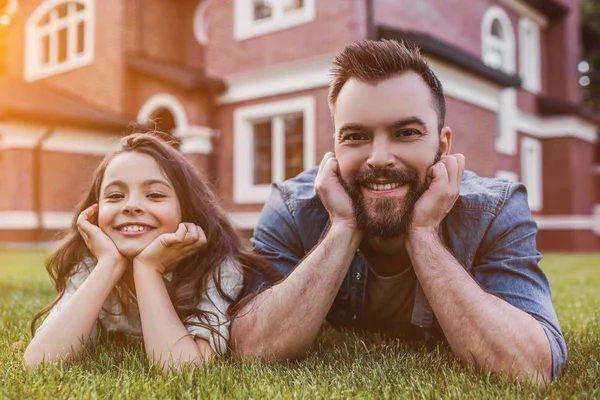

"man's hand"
[315, 152, 357, 230]
[133, 223, 207, 274]
[409, 154, 465, 236]
[77, 204, 128, 270]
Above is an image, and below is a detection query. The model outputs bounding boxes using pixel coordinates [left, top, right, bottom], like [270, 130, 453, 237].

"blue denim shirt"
[250, 168, 567, 378]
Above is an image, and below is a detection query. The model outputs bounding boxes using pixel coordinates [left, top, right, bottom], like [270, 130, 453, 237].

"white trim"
[496, 170, 519, 182]
[24, 0, 95, 82]
[42, 128, 118, 155]
[516, 113, 598, 143]
[0, 124, 48, 149]
[521, 137, 543, 212]
[137, 94, 189, 130]
[193, 0, 209, 45]
[234, 96, 316, 204]
[496, 88, 518, 155]
[0, 211, 39, 229]
[519, 17, 541, 93]
[534, 215, 596, 231]
[0, 211, 72, 230]
[42, 211, 73, 229]
[496, 0, 548, 27]
[234, 0, 316, 41]
[174, 125, 214, 155]
[426, 57, 503, 112]
[218, 54, 333, 104]
[481, 6, 516, 74]
[594, 205, 600, 235]
[228, 212, 261, 230]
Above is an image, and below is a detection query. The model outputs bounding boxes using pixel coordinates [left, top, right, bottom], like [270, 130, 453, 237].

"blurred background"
[0, 0, 599, 252]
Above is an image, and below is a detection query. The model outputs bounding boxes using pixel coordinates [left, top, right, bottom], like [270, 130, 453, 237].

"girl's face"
[97, 152, 182, 258]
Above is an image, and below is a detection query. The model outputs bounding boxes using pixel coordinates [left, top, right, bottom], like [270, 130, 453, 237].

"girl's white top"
[37, 258, 244, 356]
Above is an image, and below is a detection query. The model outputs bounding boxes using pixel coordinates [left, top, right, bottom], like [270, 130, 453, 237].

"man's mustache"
[349, 168, 419, 187]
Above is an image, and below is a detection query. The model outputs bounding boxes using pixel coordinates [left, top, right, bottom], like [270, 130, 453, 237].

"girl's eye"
[148, 192, 166, 199]
[106, 193, 123, 200]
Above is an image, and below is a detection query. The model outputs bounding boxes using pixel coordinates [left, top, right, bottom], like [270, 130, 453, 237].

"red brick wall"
[541, 137, 595, 215]
[204, 0, 366, 77]
[444, 96, 497, 178]
[7, 0, 128, 115]
[40, 151, 103, 211]
[537, 230, 598, 252]
[0, 148, 34, 210]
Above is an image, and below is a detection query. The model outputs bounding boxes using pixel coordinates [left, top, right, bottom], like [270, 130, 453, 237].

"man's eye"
[395, 129, 420, 138]
[345, 133, 367, 141]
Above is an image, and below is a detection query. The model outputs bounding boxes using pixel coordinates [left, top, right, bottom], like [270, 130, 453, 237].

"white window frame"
[519, 17, 541, 93]
[481, 6, 516, 75]
[496, 87, 517, 155]
[234, 0, 316, 41]
[24, 0, 95, 82]
[521, 137, 543, 212]
[496, 170, 519, 182]
[193, 0, 209, 45]
[234, 96, 316, 204]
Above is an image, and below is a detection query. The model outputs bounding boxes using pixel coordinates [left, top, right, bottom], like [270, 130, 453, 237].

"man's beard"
[341, 148, 443, 240]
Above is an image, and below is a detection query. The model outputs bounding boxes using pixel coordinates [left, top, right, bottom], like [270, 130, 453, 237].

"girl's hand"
[77, 204, 126, 266]
[133, 223, 207, 274]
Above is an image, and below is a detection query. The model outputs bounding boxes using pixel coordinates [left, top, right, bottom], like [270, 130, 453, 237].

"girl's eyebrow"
[103, 179, 173, 189]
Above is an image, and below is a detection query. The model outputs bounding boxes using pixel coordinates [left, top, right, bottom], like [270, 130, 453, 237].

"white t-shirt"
[37, 258, 244, 356]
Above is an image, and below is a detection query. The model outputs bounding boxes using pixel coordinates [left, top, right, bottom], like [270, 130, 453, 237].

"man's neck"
[360, 235, 411, 276]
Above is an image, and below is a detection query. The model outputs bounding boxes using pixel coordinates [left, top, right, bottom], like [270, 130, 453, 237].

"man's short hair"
[328, 39, 446, 132]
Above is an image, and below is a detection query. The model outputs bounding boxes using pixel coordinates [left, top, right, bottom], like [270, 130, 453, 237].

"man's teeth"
[366, 183, 402, 191]
[120, 225, 150, 232]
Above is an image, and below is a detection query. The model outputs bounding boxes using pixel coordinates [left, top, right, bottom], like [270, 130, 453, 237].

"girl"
[24, 132, 278, 369]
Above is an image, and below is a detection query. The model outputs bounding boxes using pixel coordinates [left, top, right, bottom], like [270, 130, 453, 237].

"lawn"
[1, 250, 599, 399]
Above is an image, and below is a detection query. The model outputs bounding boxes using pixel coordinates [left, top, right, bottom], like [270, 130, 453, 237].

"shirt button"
[353, 315, 357, 320]
[356, 273, 361, 280]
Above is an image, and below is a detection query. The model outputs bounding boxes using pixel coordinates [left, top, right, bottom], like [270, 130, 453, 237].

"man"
[231, 39, 566, 383]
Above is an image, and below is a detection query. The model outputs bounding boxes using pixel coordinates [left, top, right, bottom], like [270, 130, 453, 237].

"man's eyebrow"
[388, 117, 427, 130]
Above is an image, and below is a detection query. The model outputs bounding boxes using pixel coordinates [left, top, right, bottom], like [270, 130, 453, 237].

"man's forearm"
[407, 231, 552, 382]
[232, 223, 361, 360]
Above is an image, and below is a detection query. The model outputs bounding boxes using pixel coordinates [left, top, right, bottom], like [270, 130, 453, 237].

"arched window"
[25, 0, 95, 81]
[481, 6, 515, 74]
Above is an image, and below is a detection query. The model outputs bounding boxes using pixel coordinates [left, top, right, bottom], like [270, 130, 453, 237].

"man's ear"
[440, 127, 452, 155]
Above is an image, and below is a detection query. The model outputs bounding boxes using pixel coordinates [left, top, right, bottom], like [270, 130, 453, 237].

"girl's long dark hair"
[31, 132, 281, 346]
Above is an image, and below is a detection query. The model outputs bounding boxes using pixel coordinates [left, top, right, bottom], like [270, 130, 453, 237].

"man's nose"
[367, 135, 395, 169]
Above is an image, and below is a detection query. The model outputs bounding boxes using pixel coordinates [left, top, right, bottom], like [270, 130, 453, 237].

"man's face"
[332, 72, 450, 239]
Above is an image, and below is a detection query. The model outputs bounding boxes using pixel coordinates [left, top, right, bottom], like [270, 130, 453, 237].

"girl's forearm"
[24, 258, 125, 368]
[132, 263, 214, 369]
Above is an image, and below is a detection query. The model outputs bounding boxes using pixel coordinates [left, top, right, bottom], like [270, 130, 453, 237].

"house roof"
[522, 0, 569, 20]
[0, 77, 131, 130]
[126, 55, 227, 94]
[378, 26, 521, 88]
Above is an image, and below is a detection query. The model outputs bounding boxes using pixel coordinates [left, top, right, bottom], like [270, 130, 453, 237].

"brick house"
[0, 0, 598, 251]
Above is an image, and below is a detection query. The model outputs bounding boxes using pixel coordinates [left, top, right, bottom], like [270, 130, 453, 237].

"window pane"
[38, 12, 50, 27]
[283, 0, 304, 12]
[77, 21, 85, 53]
[41, 35, 50, 64]
[253, 0, 272, 21]
[491, 19, 503, 38]
[57, 3, 69, 18]
[253, 120, 273, 185]
[284, 113, 304, 180]
[58, 28, 68, 62]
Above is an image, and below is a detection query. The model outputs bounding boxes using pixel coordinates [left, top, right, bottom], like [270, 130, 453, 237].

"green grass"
[1, 250, 599, 399]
